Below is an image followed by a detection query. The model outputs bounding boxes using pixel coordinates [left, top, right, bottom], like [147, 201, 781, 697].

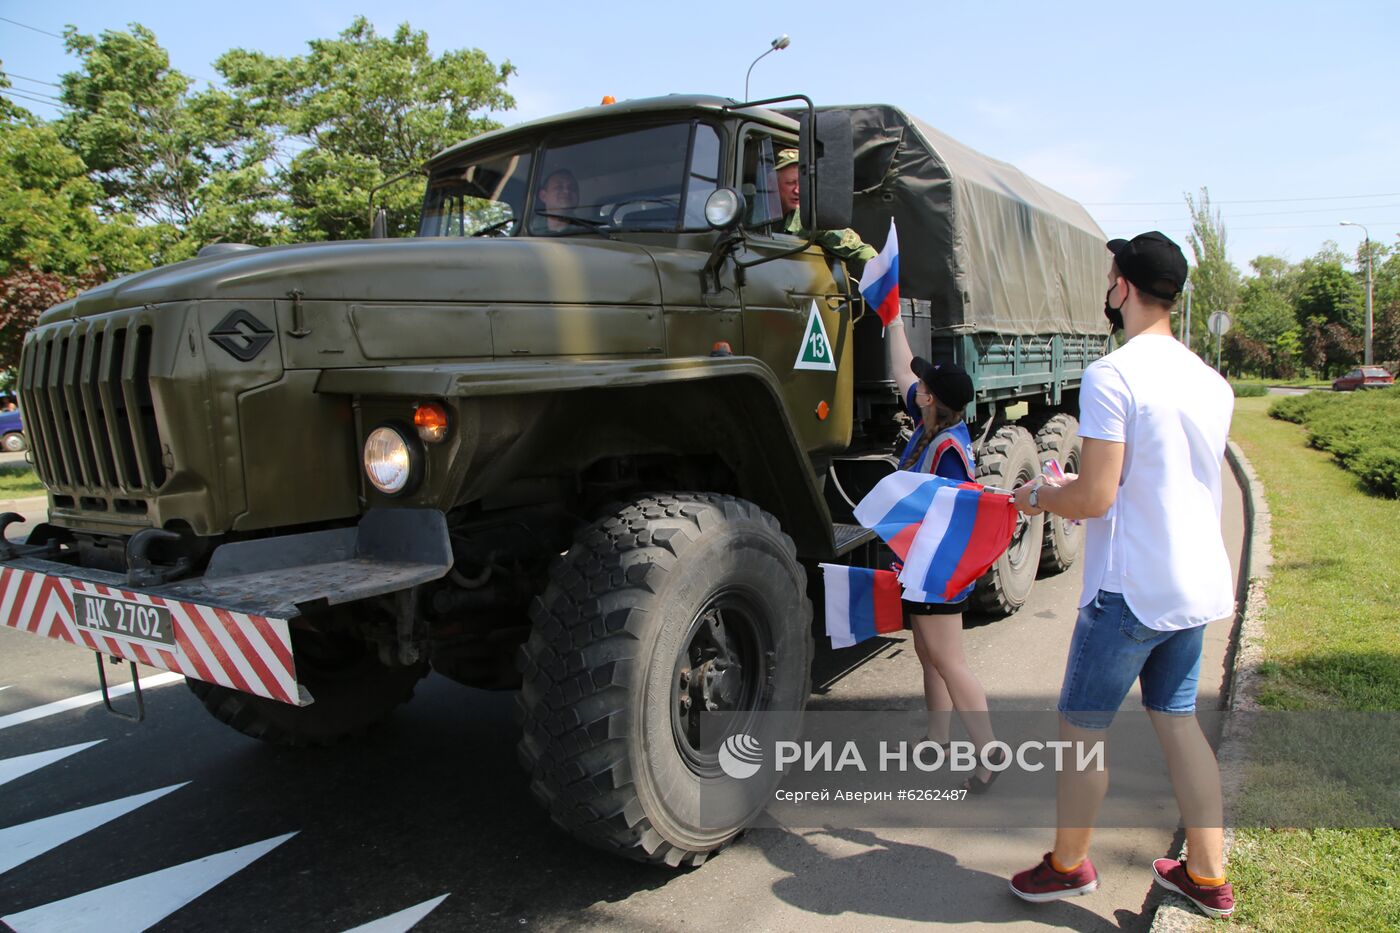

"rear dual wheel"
[970, 425, 1044, 616]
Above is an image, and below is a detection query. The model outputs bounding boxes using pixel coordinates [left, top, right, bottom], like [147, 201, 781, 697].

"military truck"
[1, 94, 1107, 867]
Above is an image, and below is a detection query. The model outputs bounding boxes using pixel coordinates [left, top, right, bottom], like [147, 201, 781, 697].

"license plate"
[73, 593, 176, 649]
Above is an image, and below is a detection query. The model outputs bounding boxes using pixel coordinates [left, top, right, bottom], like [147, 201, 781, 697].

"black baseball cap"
[911, 357, 974, 410]
[1106, 231, 1189, 302]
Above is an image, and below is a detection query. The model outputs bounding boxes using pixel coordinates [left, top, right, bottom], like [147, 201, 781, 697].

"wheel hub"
[671, 594, 770, 772]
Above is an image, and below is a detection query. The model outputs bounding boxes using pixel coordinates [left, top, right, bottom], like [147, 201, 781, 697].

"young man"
[1008, 231, 1238, 919]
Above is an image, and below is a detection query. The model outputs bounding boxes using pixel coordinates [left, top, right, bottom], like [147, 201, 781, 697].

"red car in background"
[1332, 366, 1395, 391]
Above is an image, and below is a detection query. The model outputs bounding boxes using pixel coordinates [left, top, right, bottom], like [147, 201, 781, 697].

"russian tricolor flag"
[854, 472, 1019, 603]
[820, 565, 904, 648]
[860, 219, 901, 327]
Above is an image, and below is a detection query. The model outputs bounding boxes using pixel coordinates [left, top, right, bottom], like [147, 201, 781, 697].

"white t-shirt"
[1077, 334, 1235, 631]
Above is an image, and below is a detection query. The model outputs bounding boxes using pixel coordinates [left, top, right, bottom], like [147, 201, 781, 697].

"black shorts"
[902, 597, 969, 617]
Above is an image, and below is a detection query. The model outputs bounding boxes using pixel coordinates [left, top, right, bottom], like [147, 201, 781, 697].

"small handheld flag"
[854, 472, 1019, 603]
[860, 219, 901, 327]
[821, 564, 904, 648]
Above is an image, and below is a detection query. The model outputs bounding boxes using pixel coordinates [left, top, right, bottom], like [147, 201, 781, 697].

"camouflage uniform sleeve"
[784, 212, 877, 263]
[815, 228, 877, 263]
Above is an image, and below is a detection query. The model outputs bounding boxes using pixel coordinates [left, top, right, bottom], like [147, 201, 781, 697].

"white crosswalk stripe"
[340, 894, 450, 933]
[0, 672, 185, 731]
[2, 831, 297, 933]
[0, 783, 186, 876]
[0, 740, 104, 788]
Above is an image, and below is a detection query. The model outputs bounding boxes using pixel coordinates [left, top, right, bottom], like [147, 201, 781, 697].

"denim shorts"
[1058, 589, 1205, 729]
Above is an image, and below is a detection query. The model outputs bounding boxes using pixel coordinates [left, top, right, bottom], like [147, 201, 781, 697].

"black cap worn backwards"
[911, 357, 974, 410]
[1106, 231, 1189, 302]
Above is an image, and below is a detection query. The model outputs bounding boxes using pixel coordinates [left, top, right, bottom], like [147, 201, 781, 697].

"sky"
[2, 0, 1397, 274]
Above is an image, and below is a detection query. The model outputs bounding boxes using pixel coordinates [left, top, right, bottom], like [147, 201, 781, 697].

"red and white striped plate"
[0, 566, 301, 706]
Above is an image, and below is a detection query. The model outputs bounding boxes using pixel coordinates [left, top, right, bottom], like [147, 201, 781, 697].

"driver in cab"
[535, 169, 581, 233]
[774, 148, 875, 265]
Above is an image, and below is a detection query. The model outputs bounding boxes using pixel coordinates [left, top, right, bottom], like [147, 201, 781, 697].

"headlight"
[363, 425, 420, 495]
[704, 188, 745, 229]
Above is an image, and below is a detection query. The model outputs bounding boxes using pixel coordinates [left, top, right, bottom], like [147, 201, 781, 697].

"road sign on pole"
[1208, 311, 1232, 372]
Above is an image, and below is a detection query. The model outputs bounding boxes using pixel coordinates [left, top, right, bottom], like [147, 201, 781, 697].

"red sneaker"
[1152, 858, 1236, 919]
[1009, 852, 1099, 902]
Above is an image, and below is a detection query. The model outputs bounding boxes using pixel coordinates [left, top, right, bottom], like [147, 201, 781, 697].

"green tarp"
[825, 105, 1109, 337]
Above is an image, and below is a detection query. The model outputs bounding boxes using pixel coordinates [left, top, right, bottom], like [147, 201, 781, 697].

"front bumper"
[0, 509, 452, 706]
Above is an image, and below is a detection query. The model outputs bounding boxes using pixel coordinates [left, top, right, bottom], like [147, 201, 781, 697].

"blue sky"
[3, 0, 1397, 272]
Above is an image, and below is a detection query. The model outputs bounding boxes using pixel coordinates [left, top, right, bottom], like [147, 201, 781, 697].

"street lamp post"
[1340, 221, 1374, 365]
[744, 35, 790, 100]
[1181, 278, 1194, 351]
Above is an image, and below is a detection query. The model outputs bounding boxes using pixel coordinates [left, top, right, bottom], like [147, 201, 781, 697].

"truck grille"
[19, 313, 168, 503]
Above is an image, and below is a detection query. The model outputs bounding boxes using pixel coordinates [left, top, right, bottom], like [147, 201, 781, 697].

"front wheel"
[516, 493, 812, 867]
[2, 433, 24, 453]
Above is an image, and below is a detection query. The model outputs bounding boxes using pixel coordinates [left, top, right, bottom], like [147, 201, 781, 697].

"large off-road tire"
[970, 425, 1044, 617]
[516, 493, 812, 867]
[1033, 413, 1084, 575]
[187, 627, 427, 748]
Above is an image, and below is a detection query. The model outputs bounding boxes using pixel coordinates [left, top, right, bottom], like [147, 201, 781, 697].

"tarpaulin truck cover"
[824, 104, 1109, 337]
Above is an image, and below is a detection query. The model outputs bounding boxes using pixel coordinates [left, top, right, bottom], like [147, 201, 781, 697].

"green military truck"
[1, 95, 1107, 867]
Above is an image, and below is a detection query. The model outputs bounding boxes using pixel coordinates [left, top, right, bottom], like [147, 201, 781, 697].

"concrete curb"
[1148, 440, 1272, 931]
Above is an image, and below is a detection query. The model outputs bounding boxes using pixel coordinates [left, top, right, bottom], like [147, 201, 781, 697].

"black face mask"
[1103, 282, 1125, 333]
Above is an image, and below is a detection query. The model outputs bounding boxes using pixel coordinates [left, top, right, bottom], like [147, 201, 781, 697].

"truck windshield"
[419, 121, 721, 238]
[419, 150, 533, 237]
[530, 122, 719, 236]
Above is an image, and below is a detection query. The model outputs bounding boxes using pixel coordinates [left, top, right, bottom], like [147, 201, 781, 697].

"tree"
[216, 17, 516, 240]
[1184, 187, 1240, 354]
[0, 113, 155, 277]
[56, 24, 290, 257]
[0, 266, 104, 378]
[1295, 255, 1363, 331]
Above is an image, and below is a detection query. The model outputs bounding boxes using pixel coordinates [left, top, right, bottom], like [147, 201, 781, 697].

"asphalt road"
[0, 476, 1245, 933]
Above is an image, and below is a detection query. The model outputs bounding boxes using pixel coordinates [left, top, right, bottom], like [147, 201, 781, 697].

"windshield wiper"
[470, 218, 515, 237]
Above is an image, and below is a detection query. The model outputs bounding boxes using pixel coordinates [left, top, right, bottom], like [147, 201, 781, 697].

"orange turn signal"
[414, 401, 451, 443]
[815, 400, 830, 421]
[600, 95, 617, 105]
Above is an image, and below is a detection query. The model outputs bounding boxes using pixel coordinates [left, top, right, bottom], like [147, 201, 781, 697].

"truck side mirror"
[799, 110, 854, 232]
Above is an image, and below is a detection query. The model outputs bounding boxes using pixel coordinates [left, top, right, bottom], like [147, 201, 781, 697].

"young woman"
[886, 316, 1004, 792]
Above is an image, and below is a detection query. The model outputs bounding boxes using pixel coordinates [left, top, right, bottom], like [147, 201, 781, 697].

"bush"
[1270, 388, 1400, 496]
[1230, 381, 1269, 397]
[1269, 391, 1336, 424]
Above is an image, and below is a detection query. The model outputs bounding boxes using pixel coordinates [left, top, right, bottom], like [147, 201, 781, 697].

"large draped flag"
[854, 472, 1019, 603]
[860, 219, 901, 326]
[820, 565, 903, 648]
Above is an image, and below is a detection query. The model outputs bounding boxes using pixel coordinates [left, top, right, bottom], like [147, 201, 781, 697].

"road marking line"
[0, 740, 105, 788]
[340, 894, 451, 933]
[0, 671, 185, 732]
[0, 783, 187, 876]
[2, 831, 296, 933]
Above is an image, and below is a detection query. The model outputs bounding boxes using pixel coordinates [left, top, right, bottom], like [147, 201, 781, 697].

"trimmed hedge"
[1230, 381, 1270, 397]
[1269, 387, 1400, 496]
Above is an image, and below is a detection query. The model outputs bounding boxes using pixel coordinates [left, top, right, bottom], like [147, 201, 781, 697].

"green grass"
[0, 463, 45, 498]
[1224, 396, 1400, 930]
